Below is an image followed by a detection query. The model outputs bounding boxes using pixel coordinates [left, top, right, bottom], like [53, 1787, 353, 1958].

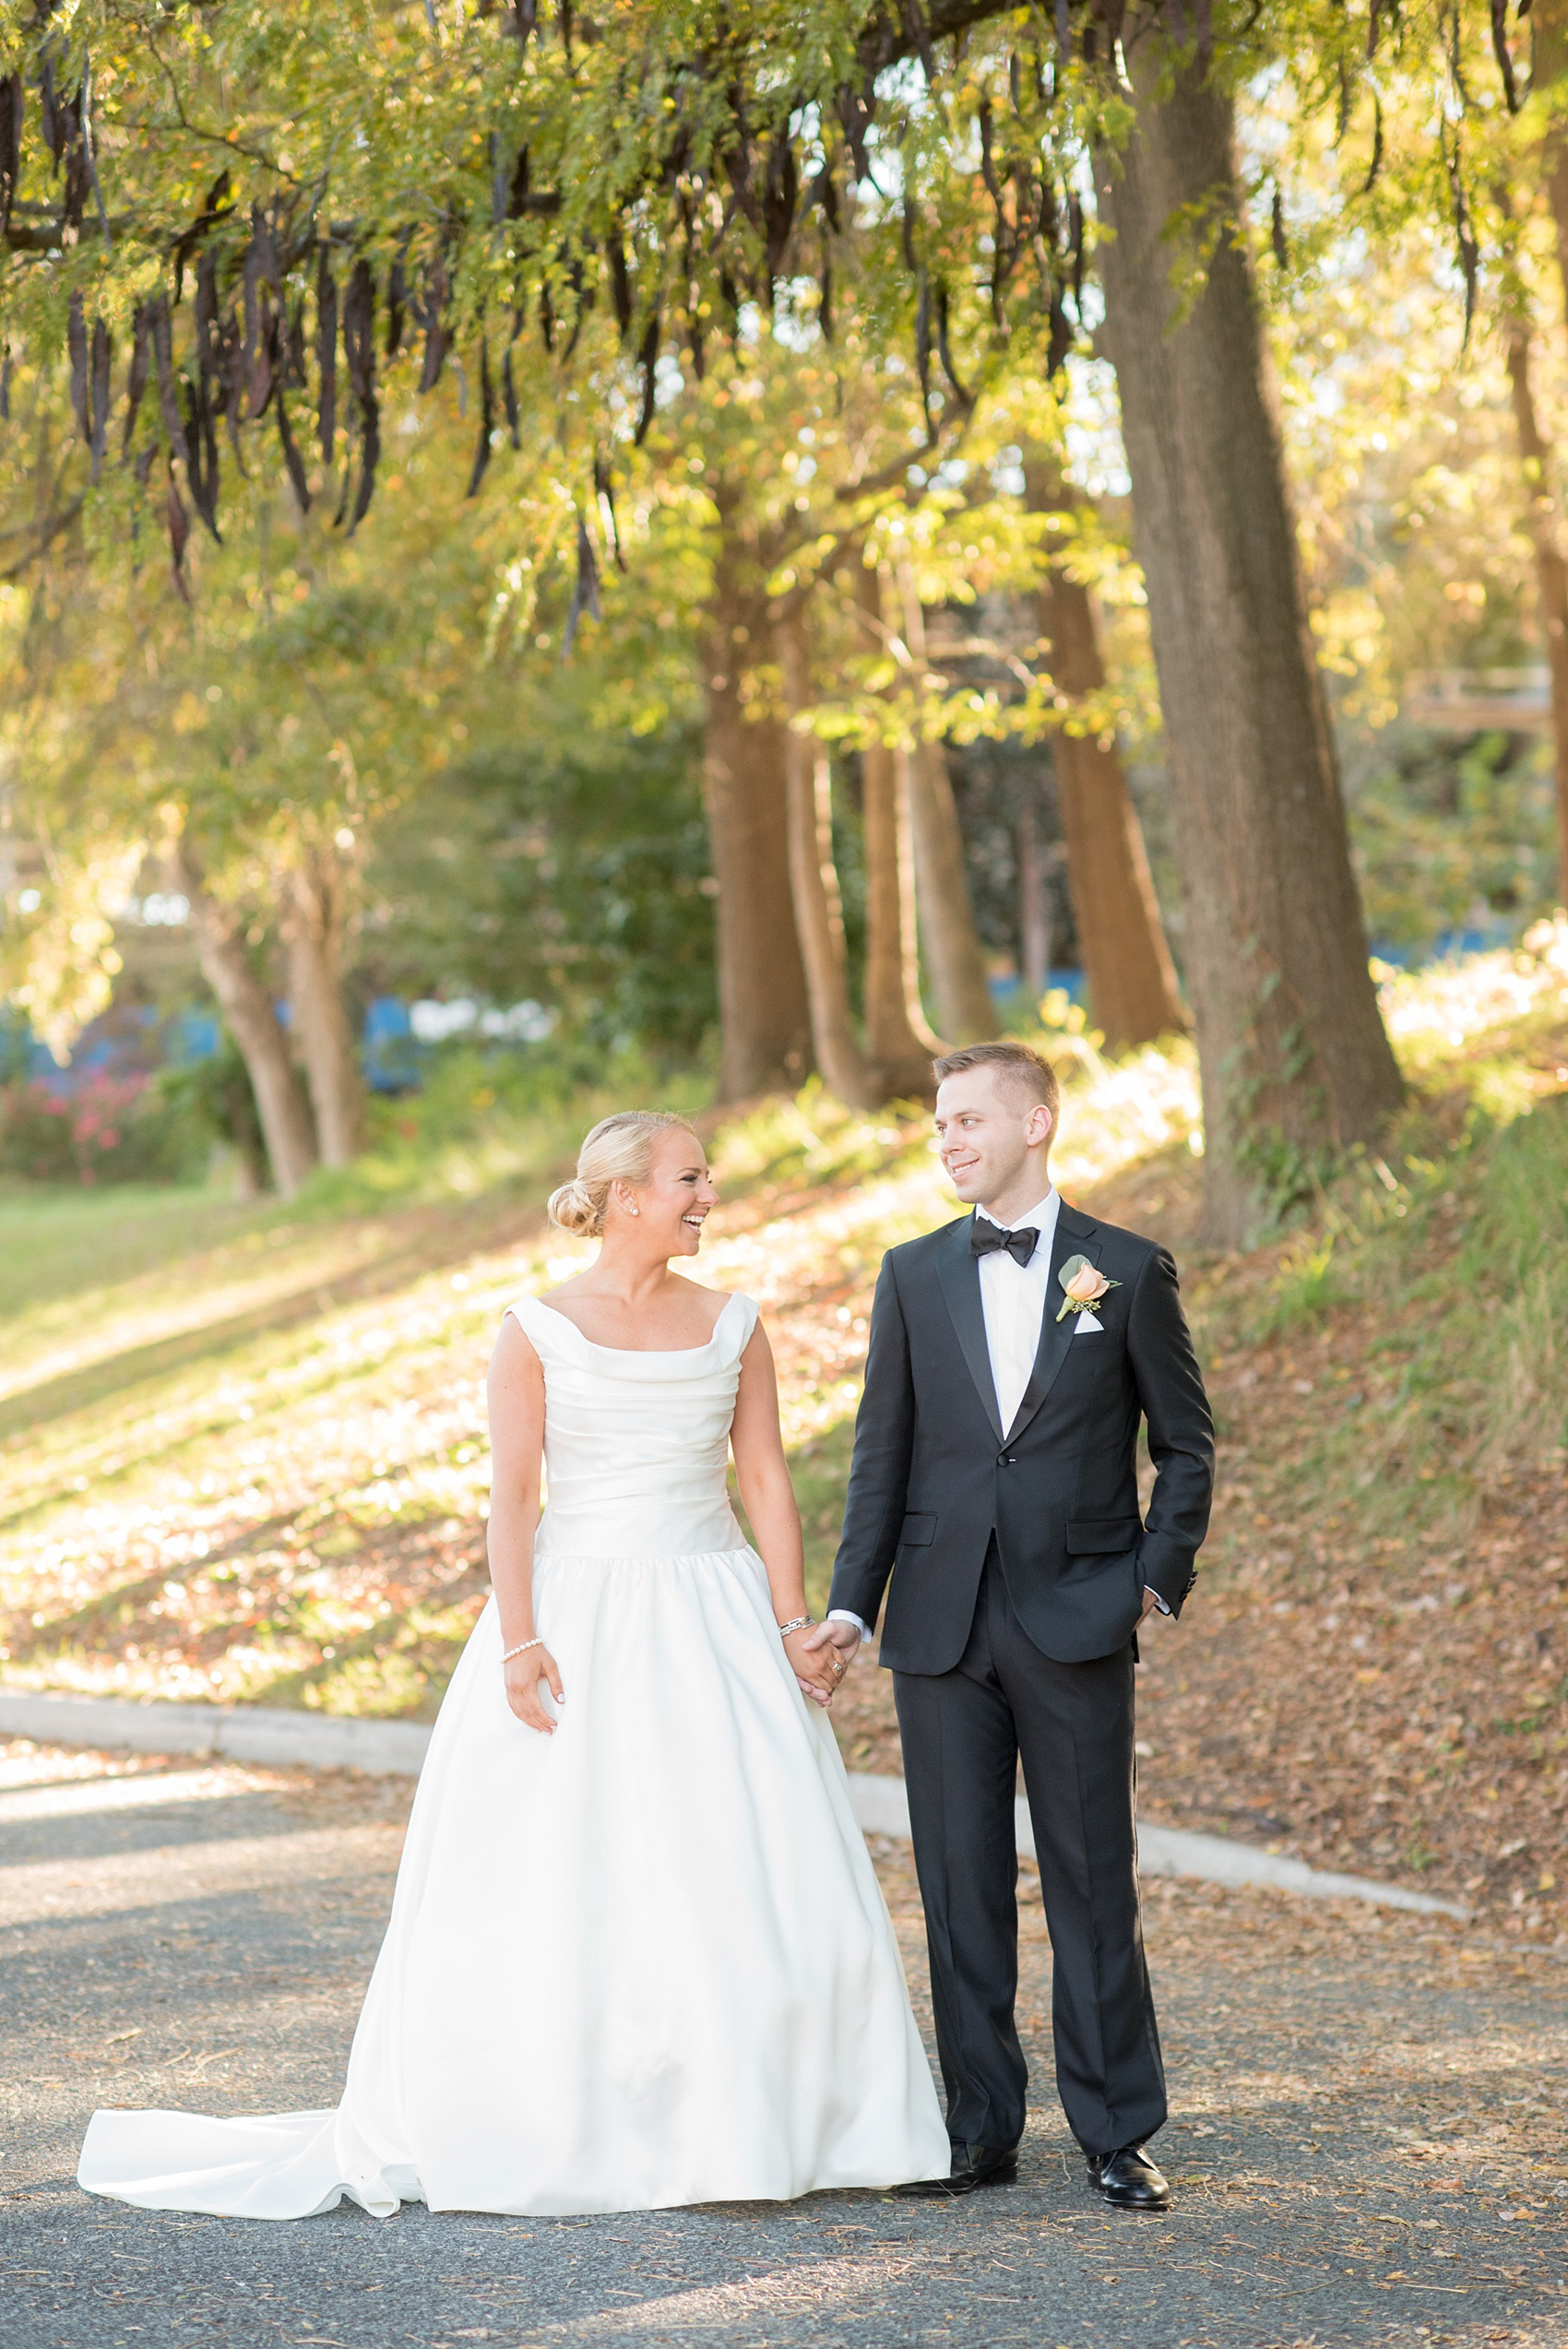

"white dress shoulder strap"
[504, 1294, 569, 1350]
[719, 1293, 760, 1359]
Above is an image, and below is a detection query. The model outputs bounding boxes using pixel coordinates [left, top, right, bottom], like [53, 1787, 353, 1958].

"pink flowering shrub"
[0, 1071, 202, 1185]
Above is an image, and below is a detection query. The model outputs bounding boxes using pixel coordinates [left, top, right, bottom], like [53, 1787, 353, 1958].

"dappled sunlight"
[1, 947, 1562, 1725]
[1376, 914, 1568, 1085]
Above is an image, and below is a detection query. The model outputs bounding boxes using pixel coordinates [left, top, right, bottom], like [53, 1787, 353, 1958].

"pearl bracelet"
[777, 1616, 814, 1640]
[502, 1637, 543, 1663]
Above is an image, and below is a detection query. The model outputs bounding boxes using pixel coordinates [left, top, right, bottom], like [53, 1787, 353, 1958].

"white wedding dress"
[78, 1291, 948, 2218]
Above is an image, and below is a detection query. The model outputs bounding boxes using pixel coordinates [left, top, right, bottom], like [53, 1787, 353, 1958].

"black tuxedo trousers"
[894, 1540, 1164, 2157]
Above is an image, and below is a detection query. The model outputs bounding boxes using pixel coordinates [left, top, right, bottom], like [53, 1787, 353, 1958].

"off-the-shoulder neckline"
[518, 1288, 751, 1357]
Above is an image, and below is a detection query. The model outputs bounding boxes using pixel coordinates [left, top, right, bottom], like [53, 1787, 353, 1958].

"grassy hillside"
[5, 924, 1568, 1928]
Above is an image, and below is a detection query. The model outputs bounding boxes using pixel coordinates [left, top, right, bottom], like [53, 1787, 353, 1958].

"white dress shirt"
[972, 1187, 1061, 1436]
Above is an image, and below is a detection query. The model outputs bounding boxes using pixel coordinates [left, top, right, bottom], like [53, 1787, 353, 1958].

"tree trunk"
[1523, 0, 1568, 904]
[1025, 464, 1186, 1047]
[1017, 795, 1052, 1001]
[172, 847, 319, 1198]
[896, 571, 997, 1043]
[1536, 0, 1568, 325]
[699, 495, 814, 1099]
[1503, 316, 1568, 906]
[849, 561, 943, 1091]
[775, 598, 881, 1107]
[285, 846, 365, 1166]
[1094, 38, 1402, 1241]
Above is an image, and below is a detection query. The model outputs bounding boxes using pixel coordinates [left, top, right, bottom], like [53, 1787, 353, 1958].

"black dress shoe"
[1086, 2143, 1170, 2210]
[895, 2141, 1019, 2198]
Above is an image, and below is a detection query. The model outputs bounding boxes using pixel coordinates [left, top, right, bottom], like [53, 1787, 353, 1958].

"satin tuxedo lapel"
[1004, 1203, 1100, 1443]
[934, 1218, 1004, 1443]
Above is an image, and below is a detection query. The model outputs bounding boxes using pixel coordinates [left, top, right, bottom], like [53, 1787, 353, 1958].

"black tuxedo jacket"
[827, 1200, 1214, 1672]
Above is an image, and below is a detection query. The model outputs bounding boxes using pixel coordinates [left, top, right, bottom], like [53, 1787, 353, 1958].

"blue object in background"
[987, 967, 1087, 1009]
[167, 1008, 221, 1064]
[1370, 924, 1515, 970]
[362, 996, 423, 1094]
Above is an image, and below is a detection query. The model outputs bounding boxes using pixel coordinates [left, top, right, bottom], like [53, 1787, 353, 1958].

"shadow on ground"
[2, 1742, 1564, 2347]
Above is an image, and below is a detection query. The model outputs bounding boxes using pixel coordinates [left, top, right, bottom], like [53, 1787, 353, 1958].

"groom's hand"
[1137, 1585, 1163, 1625]
[797, 1618, 860, 1705]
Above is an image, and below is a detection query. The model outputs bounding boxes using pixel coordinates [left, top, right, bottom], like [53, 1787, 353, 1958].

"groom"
[814, 1041, 1213, 2209]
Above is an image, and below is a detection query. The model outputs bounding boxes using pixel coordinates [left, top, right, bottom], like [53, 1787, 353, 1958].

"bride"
[79, 1109, 948, 2218]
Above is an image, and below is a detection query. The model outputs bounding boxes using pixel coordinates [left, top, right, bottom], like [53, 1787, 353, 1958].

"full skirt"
[78, 1545, 948, 2218]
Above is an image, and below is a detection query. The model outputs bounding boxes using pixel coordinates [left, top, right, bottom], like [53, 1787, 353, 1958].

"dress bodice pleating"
[506, 1290, 757, 1558]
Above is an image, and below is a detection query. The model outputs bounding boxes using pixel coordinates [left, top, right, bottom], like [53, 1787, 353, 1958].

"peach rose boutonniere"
[1054, 1254, 1121, 1324]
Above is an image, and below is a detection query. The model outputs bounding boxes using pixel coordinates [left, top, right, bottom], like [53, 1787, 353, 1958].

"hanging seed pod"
[1045, 285, 1071, 378]
[466, 333, 496, 498]
[562, 513, 601, 655]
[503, 313, 522, 447]
[609, 237, 634, 340]
[342, 257, 380, 531]
[913, 268, 932, 434]
[0, 346, 11, 423]
[837, 79, 875, 184]
[1361, 92, 1384, 195]
[763, 128, 797, 281]
[195, 249, 220, 381]
[122, 305, 150, 456]
[634, 313, 659, 446]
[276, 382, 311, 514]
[934, 283, 971, 412]
[241, 241, 272, 418]
[39, 54, 65, 166]
[215, 306, 249, 471]
[593, 452, 627, 574]
[0, 76, 23, 241]
[386, 238, 410, 357]
[317, 244, 339, 464]
[89, 317, 111, 483]
[67, 292, 89, 443]
[182, 375, 220, 541]
[148, 296, 193, 467]
[418, 250, 450, 392]
[1491, 0, 1520, 110]
[166, 462, 192, 602]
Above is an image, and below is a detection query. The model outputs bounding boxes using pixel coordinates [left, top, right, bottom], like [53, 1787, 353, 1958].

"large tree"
[0, 0, 1415, 1218]
[1094, 29, 1403, 1235]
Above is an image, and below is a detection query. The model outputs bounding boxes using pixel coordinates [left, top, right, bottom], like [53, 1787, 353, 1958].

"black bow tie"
[971, 1219, 1038, 1268]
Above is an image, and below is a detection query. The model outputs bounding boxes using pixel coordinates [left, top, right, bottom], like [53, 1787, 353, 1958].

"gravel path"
[2, 1739, 1565, 2349]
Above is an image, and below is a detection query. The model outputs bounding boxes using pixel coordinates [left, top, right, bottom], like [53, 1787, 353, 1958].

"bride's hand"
[505, 1646, 565, 1734]
[784, 1626, 844, 1706]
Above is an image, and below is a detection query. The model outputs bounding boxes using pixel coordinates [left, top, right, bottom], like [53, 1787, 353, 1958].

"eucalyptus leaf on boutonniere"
[1055, 1254, 1121, 1323]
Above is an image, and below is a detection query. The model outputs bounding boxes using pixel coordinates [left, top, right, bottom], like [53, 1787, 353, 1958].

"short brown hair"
[932, 1040, 1061, 1123]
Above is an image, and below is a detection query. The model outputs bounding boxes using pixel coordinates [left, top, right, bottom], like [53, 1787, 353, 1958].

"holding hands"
[785, 1616, 860, 1707]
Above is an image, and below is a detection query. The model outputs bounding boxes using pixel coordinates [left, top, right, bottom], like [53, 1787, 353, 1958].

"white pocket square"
[1073, 1310, 1104, 1333]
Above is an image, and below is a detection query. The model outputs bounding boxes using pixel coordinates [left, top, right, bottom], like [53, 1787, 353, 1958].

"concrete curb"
[0, 1687, 430, 1776]
[0, 1686, 1467, 1920]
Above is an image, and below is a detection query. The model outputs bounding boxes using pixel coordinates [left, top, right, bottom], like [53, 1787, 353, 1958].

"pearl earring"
[628, 1204, 639, 1216]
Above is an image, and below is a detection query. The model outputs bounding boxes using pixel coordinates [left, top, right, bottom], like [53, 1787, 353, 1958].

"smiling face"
[934, 1064, 1054, 1222]
[612, 1126, 718, 1258]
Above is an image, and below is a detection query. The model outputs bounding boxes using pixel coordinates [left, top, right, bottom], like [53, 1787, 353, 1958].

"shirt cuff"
[827, 1609, 870, 1643]
[1143, 1586, 1171, 1616]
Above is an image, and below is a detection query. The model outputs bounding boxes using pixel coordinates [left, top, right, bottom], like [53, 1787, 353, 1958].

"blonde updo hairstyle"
[547, 1110, 703, 1240]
